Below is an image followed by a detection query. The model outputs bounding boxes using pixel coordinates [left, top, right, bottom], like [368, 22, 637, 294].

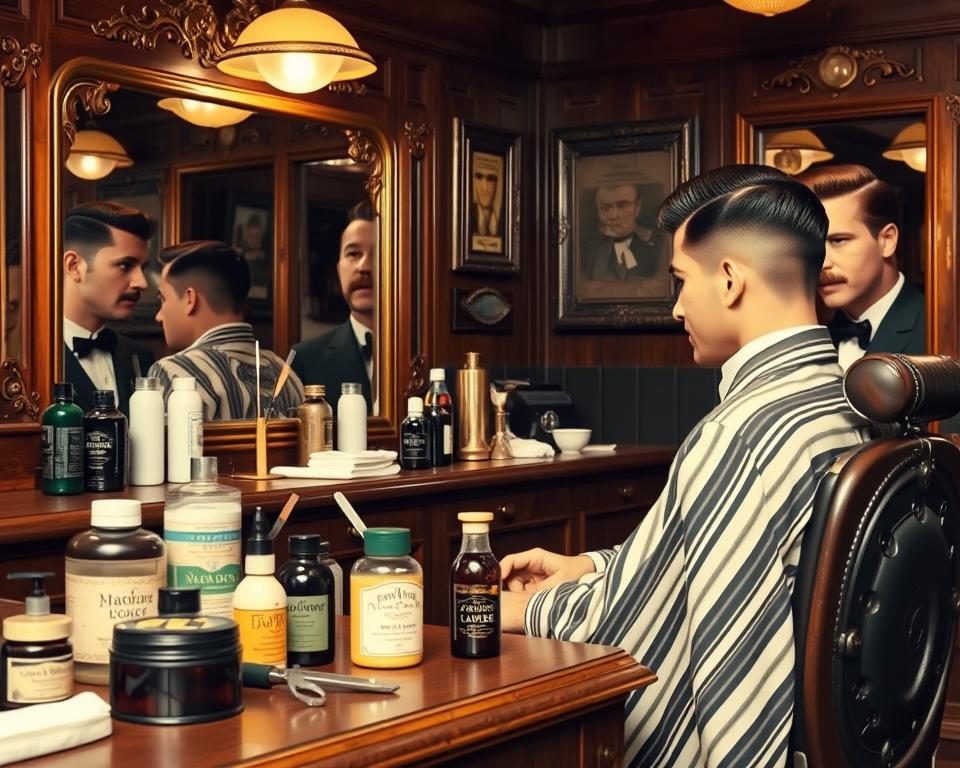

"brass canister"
[455, 352, 489, 461]
[297, 385, 333, 465]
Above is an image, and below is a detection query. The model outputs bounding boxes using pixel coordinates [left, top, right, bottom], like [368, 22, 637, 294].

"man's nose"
[130, 267, 148, 290]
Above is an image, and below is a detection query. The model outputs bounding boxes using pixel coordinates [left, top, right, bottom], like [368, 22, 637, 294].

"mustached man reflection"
[63, 202, 156, 416]
[293, 202, 375, 414]
[149, 240, 304, 421]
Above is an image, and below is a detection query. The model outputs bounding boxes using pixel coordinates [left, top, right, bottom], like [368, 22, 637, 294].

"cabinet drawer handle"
[348, 526, 363, 540]
[619, 485, 635, 501]
[596, 746, 617, 768]
[497, 503, 516, 521]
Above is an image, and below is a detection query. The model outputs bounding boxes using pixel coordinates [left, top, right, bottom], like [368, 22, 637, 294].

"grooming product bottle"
[400, 396, 431, 470]
[451, 512, 501, 659]
[167, 376, 203, 483]
[40, 382, 84, 496]
[297, 384, 333, 465]
[337, 382, 367, 453]
[424, 368, 453, 467]
[350, 528, 423, 669]
[233, 508, 287, 666]
[318, 540, 343, 616]
[455, 352, 489, 461]
[65, 499, 165, 685]
[164, 456, 242, 617]
[83, 389, 128, 492]
[1, 572, 73, 708]
[278, 534, 335, 667]
[129, 377, 165, 486]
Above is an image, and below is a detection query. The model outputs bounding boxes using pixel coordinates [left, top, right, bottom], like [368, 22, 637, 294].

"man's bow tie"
[828, 313, 872, 350]
[73, 328, 118, 359]
[361, 331, 373, 362]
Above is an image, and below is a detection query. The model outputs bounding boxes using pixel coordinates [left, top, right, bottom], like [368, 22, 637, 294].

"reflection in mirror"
[759, 115, 927, 363]
[2, 88, 23, 360]
[60, 86, 380, 422]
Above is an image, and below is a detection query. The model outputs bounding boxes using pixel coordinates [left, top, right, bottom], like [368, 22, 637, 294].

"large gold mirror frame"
[51, 58, 398, 452]
[736, 94, 955, 359]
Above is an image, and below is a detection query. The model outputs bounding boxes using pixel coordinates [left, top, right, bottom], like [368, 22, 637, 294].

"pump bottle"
[233, 508, 287, 665]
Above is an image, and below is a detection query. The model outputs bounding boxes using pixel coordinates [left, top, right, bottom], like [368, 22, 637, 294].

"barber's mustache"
[119, 291, 142, 303]
[818, 270, 846, 286]
[349, 273, 373, 292]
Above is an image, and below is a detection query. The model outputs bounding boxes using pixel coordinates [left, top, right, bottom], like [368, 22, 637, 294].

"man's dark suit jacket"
[63, 334, 155, 417]
[292, 320, 372, 415]
[866, 280, 926, 355]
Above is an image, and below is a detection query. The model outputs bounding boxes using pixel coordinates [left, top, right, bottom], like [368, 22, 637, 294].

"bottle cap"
[289, 533, 321, 557]
[317, 539, 331, 556]
[135, 377, 159, 391]
[304, 384, 327, 398]
[158, 587, 201, 616]
[191, 456, 218, 482]
[8, 572, 54, 616]
[363, 527, 411, 557]
[172, 376, 197, 391]
[93, 389, 116, 408]
[458, 511, 493, 534]
[342, 382, 361, 395]
[53, 382, 75, 401]
[91, 498, 142, 528]
[246, 507, 273, 556]
[407, 396, 423, 416]
[3, 572, 70, 642]
[429, 368, 445, 382]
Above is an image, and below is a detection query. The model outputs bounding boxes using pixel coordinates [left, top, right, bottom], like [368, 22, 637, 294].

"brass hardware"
[596, 745, 617, 768]
[61, 79, 119, 161]
[403, 121, 432, 160]
[0, 36, 42, 91]
[0, 360, 40, 422]
[761, 45, 918, 97]
[496, 503, 515, 521]
[348, 526, 363, 540]
[328, 81, 367, 97]
[619, 485, 635, 501]
[836, 630, 862, 658]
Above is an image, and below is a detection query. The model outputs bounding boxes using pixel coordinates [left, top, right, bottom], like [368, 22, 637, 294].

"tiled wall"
[441, 364, 721, 446]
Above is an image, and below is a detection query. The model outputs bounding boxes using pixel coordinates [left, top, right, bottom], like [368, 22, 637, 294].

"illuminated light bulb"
[157, 97, 253, 128]
[883, 123, 927, 173]
[723, 0, 810, 16]
[66, 153, 117, 180]
[254, 51, 344, 94]
[64, 130, 132, 181]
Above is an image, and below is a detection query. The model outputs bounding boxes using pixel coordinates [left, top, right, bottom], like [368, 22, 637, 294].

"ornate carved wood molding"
[403, 355, 427, 399]
[947, 95, 960, 124]
[0, 35, 42, 91]
[345, 129, 383, 211]
[760, 45, 920, 98]
[402, 121, 432, 159]
[61, 80, 119, 161]
[92, 0, 260, 68]
[0, 360, 40, 422]
[328, 81, 367, 97]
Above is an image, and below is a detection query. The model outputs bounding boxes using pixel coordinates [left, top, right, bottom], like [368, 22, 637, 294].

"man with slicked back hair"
[499, 164, 870, 767]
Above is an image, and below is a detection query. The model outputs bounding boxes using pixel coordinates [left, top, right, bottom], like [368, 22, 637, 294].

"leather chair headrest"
[844, 353, 960, 424]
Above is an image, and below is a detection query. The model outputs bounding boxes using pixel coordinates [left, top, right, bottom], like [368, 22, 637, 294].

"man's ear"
[878, 222, 899, 260]
[184, 286, 199, 316]
[63, 250, 86, 283]
[719, 258, 745, 308]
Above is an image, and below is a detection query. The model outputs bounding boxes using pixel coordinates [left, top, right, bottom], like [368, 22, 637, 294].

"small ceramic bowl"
[552, 428, 592, 453]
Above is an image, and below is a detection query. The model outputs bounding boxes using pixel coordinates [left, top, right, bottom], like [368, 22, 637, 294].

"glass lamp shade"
[157, 97, 253, 128]
[723, 0, 810, 16]
[763, 129, 834, 175]
[65, 130, 133, 181]
[216, 1, 377, 94]
[882, 122, 927, 173]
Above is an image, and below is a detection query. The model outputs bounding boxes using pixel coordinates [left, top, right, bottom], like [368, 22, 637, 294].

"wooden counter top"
[15, 620, 656, 767]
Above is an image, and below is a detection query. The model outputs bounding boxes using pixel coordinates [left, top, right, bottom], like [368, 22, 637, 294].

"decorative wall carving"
[403, 355, 427, 399]
[760, 45, 920, 98]
[402, 121, 432, 159]
[1, 35, 42, 90]
[328, 81, 367, 97]
[345, 129, 383, 211]
[0, 360, 40, 422]
[947, 94, 960, 124]
[61, 80, 119, 160]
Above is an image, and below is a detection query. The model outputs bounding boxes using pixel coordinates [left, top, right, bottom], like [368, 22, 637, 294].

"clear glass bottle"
[164, 457, 242, 617]
[350, 528, 423, 668]
[425, 369, 453, 467]
[278, 534, 335, 667]
[451, 512, 501, 658]
[40, 382, 84, 496]
[297, 384, 334, 465]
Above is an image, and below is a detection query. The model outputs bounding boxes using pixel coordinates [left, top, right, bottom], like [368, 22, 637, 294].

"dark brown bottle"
[83, 389, 128, 492]
[451, 512, 500, 658]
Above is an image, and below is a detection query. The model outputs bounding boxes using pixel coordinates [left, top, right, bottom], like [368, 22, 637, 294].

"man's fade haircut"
[159, 240, 250, 315]
[796, 163, 901, 237]
[346, 200, 375, 224]
[64, 201, 155, 263]
[657, 163, 829, 291]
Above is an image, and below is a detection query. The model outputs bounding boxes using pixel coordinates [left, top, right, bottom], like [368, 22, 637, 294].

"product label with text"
[454, 584, 500, 640]
[359, 580, 423, 657]
[287, 595, 330, 652]
[234, 607, 286, 665]
[5, 654, 73, 704]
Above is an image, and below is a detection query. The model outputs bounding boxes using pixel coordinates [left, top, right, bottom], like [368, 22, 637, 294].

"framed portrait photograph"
[554, 117, 697, 329]
[452, 118, 521, 274]
[225, 192, 272, 304]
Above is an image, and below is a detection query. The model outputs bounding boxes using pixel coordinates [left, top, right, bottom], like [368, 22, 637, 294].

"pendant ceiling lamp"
[723, 0, 810, 17]
[216, 0, 377, 94]
[157, 97, 253, 128]
[882, 122, 926, 173]
[65, 129, 133, 181]
[763, 129, 833, 175]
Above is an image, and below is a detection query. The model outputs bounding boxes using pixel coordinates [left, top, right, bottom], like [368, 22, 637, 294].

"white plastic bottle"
[166, 377, 203, 483]
[233, 508, 287, 665]
[129, 377, 165, 486]
[337, 382, 367, 453]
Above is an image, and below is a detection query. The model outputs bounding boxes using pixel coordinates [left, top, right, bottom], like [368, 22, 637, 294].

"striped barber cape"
[525, 326, 870, 767]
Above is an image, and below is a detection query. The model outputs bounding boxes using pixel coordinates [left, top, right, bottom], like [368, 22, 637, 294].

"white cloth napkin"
[271, 463, 402, 480]
[508, 437, 556, 458]
[308, 450, 398, 468]
[0, 691, 112, 765]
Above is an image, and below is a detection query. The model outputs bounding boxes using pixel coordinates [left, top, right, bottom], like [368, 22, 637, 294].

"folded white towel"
[308, 458, 394, 471]
[309, 450, 398, 464]
[508, 437, 556, 458]
[271, 463, 402, 480]
[0, 691, 112, 765]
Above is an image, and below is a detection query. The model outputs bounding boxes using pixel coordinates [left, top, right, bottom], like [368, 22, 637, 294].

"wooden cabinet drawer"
[574, 469, 665, 512]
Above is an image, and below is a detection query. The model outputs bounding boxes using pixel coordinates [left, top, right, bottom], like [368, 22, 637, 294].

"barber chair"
[791, 353, 960, 768]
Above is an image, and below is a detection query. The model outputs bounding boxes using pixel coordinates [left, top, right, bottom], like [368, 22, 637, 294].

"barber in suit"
[63, 202, 156, 416]
[293, 202, 375, 414]
[798, 163, 924, 369]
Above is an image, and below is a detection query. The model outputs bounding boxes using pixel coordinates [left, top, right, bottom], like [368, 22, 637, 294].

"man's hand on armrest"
[500, 548, 596, 594]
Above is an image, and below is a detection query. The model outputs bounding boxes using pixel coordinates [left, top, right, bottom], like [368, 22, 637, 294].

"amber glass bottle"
[450, 512, 500, 658]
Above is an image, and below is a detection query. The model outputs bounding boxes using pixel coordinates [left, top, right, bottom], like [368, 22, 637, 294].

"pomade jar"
[350, 528, 423, 668]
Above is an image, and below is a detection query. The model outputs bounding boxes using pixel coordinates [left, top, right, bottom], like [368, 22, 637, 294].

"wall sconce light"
[157, 97, 253, 128]
[723, 0, 810, 17]
[215, 0, 377, 94]
[882, 122, 926, 173]
[763, 129, 833, 175]
[65, 129, 133, 180]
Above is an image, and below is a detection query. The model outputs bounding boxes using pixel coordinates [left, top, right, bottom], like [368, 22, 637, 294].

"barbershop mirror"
[2, 88, 24, 361]
[57, 76, 388, 426]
